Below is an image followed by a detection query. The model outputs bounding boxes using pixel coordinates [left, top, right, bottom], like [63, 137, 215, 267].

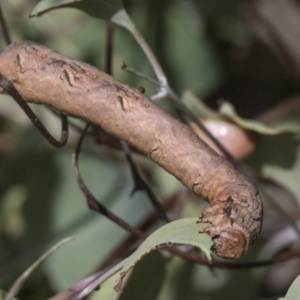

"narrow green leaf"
[220, 102, 300, 135]
[30, 0, 124, 20]
[182, 92, 300, 135]
[115, 218, 212, 292]
[0, 290, 17, 300]
[181, 91, 222, 120]
[111, 9, 134, 31]
[281, 274, 300, 300]
[4, 237, 74, 300]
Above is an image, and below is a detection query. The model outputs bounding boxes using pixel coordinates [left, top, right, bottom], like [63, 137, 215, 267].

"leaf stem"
[0, 73, 68, 147]
[112, 9, 167, 87]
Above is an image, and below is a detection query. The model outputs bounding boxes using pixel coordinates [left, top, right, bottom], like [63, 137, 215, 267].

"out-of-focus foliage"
[279, 273, 300, 300]
[30, 0, 124, 20]
[0, 0, 300, 300]
[114, 219, 212, 292]
[219, 102, 300, 134]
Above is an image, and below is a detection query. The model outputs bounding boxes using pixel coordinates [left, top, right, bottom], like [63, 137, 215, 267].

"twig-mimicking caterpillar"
[0, 41, 262, 259]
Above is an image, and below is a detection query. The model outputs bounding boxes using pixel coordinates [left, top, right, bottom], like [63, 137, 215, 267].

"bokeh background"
[1, 0, 300, 299]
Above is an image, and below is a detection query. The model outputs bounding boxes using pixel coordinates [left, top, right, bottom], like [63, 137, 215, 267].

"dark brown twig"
[105, 21, 114, 76]
[168, 246, 300, 270]
[72, 123, 147, 239]
[99, 188, 187, 269]
[256, 94, 300, 124]
[0, 73, 68, 147]
[0, 3, 11, 46]
[120, 140, 170, 222]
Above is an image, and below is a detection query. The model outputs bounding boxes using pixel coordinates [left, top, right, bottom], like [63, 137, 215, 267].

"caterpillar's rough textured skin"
[0, 41, 263, 259]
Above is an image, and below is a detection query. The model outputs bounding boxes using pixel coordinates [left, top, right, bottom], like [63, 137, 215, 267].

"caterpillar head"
[210, 227, 247, 259]
[198, 192, 262, 259]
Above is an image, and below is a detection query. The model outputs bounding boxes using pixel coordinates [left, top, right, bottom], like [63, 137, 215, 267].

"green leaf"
[183, 92, 300, 135]
[181, 91, 222, 120]
[41, 148, 153, 290]
[119, 251, 168, 300]
[220, 102, 300, 135]
[281, 274, 300, 300]
[30, 0, 124, 20]
[3, 237, 73, 300]
[0, 290, 18, 300]
[29, 1, 136, 46]
[115, 218, 212, 292]
[157, 256, 260, 300]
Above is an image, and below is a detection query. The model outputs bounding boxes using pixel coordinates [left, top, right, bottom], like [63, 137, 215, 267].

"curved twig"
[0, 73, 68, 147]
[72, 123, 147, 239]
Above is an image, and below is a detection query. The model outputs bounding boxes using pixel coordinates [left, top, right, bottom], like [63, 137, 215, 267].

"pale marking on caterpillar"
[118, 95, 126, 111]
[0, 41, 263, 259]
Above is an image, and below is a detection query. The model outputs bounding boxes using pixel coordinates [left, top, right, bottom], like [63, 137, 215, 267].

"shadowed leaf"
[280, 274, 300, 300]
[3, 237, 74, 300]
[0, 290, 17, 300]
[119, 252, 168, 300]
[183, 92, 300, 135]
[30, 0, 123, 20]
[220, 102, 300, 135]
[114, 218, 212, 292]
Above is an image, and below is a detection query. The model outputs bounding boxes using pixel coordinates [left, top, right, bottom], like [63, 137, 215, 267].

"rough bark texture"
[0, 41, 263, 259]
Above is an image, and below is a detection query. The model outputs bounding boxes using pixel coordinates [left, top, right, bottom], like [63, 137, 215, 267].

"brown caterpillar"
[0, 41, 262, 259]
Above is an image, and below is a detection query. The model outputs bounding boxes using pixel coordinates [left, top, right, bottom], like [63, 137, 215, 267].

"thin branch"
[99, 188, 187, 270]
[256, 94, 300, 124]
[168, 246, 300, 270]
[121, 62, 160, 86]
[120, 140, 170, 222]
[48, 260, 124, 300]
[120, 62, 168, 101]
[72, 123, 147, 239]
[0, 73, 68, 147]
[104, 21, 114, 76]
[47, 272, 102, 300]
[121, 12, 167, 86]
[150, 89, 168, 101]
[0, 3, 11, 46]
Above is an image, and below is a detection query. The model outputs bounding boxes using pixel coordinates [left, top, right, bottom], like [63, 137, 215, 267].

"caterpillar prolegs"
[0, 41, 263, 259]
[196, 156, 262, 258]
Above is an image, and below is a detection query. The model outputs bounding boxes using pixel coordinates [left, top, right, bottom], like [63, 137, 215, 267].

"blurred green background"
[1, 0, 300, 299]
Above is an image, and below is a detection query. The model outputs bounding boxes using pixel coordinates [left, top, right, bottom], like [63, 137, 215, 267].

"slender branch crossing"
[0, 41, 263, 259]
